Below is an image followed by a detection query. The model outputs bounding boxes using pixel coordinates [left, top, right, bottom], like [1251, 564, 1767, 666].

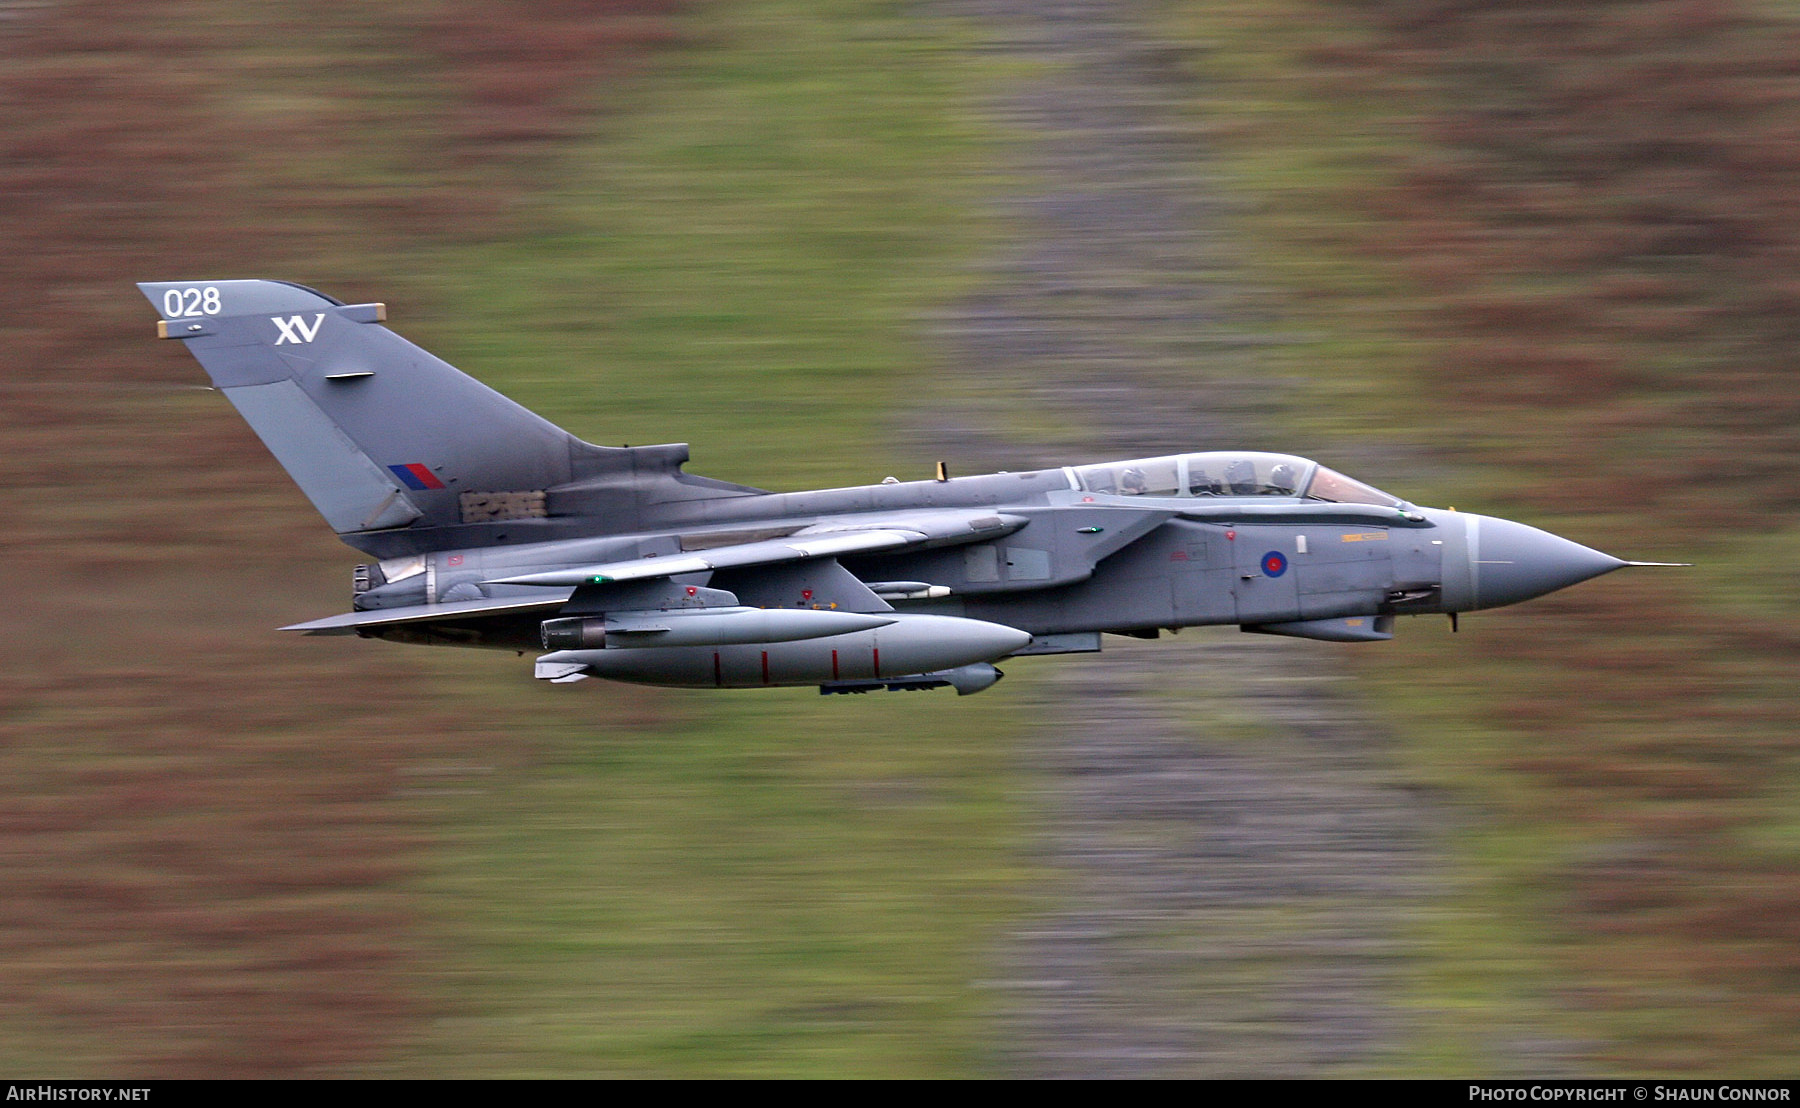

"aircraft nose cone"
[1470, 515, 1627, 609]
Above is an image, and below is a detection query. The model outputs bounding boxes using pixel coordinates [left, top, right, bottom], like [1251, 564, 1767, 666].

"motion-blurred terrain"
[1, 0, 694, 1074]
[1, 0, 1795, 1076]
[1193, 0, 1800, 1069]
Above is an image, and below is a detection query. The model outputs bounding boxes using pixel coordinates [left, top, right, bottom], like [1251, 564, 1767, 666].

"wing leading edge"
[281, 591, 574, 635]
[485, 511, 1028, 588]
[281, 510, 1027, 633]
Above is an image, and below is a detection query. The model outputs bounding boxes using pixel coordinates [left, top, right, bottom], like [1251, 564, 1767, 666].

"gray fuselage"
[353, 457, 1614, 655]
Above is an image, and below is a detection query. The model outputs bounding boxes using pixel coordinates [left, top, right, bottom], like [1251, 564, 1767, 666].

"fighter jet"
[140, 279, 1669, 696]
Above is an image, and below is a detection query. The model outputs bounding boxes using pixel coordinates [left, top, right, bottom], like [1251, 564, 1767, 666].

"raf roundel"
[1261, 551, 1288, 578]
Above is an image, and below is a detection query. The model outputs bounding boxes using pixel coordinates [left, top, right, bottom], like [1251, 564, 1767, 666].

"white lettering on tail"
[272, 313, 325, 345]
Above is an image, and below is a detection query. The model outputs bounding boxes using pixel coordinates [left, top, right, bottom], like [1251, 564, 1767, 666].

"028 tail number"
[162, 287, 222, 318]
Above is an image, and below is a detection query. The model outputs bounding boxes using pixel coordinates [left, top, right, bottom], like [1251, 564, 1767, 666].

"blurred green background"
[1, 0, 1795, 1076]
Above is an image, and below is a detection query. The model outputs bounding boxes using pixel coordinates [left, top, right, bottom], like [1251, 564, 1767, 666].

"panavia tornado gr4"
[141, 280, 1672, 696]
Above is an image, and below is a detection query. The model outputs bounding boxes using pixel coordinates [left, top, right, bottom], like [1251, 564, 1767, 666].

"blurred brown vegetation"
[9, 0, 1799, 1074]
[0, 0, 684, 1075]
[1301, 0, 1800, 1069]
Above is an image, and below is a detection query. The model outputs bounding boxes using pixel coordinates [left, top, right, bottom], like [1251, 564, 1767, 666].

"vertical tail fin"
[140, 279, 621, 543]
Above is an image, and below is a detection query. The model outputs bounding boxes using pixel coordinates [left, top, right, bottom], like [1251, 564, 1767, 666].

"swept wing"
[281, 592, 573, 636]
[486, 511, 1027, 588]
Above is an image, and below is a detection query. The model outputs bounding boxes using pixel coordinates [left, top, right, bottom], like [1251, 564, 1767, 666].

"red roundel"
[1261, 551, 1288, 577]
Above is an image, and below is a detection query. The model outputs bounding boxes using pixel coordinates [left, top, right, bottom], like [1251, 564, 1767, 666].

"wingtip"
[280, 623, 358, 635]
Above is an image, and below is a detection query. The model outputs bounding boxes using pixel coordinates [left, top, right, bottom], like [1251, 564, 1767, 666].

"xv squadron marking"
[272, 313, 325, 345]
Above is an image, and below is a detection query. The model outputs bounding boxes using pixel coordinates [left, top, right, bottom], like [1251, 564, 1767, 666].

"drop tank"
[537, 613, 1031, 689]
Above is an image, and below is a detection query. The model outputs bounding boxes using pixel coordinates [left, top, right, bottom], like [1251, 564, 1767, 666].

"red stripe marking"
[761, 650, 769, 686]
[714, 651, 722, 688]
[872, 646, 880, 679]
[405, 463, 446, 490]
[831, 649, 839, 680]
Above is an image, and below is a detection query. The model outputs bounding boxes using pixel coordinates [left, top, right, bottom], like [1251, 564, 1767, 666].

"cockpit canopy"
[1074, 452, 1401, 507]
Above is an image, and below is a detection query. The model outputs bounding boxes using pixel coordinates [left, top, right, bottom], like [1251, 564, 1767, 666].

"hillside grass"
[373, 1, 1046, 1077]
[1165, 0, 1800, 1073]
[20, 0, 1795, 1076]
[0, 0, 1038, 1076]
[401, 4, 1007, 488]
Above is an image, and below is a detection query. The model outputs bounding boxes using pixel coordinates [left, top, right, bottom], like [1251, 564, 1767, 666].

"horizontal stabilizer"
[281, 591, 574, 635]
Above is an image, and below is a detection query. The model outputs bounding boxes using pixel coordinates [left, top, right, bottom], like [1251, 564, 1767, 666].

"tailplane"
[140, 280, 756, 554]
